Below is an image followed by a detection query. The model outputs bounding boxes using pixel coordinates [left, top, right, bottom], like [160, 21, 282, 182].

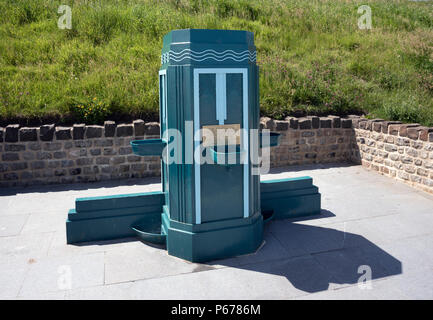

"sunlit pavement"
[1, 164, 433, 299]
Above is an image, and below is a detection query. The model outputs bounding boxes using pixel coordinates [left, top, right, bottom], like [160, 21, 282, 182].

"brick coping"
[0, 120, 160, 143]
[261, 116, 433, 143]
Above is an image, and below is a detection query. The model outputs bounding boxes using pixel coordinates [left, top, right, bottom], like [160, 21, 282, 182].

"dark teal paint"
[160, 30, 261, 247]
[75, 191, 164, 212]
[259, 132, 281, 148]
[130, 139, 167, 157]
[66, 176, 320, 245]
[132, 221, 166, 244]
[199, 74, 217, 125]
[209, 145, 244, 165]
[261, 177, 321, 219]
[66, 29, 322, 263]
[163, 211, 263, 263]
[66, 192, 164, 244]
[200, 163, 244, 222]
[226, 73, 244, 124]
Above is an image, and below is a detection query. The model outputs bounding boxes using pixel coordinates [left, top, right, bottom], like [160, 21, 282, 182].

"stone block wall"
[350, 117, 433, 194]
[1, 116, 433, 194]
[0, 120, 161, 187]
[260, 116, 354, 167]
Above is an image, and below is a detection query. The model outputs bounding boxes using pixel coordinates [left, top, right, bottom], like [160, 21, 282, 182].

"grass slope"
[0, 0, 432, 125]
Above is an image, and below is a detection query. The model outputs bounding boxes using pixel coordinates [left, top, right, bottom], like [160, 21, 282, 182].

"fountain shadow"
[208, 210, 402, 293]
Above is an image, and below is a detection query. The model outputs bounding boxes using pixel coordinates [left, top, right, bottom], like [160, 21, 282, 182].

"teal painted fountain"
[66, 29, 321, 262]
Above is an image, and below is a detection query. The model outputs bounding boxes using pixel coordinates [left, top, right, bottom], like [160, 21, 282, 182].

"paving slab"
[18, 252, 105, 297]
[47, 232, 138, 257]
[0, 214, 29, 236]
[103, 241, 217, 285]
[0, 232, 53, 263]
[124, 256, 340, 300]
[0, 259, 29, 299]
[268, 221, 347, 255]
[21, 212, 67, 235]
[0, 164, 432, 299]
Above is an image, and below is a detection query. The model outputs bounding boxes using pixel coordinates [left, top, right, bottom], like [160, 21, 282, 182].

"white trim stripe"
[216, 73, 227, 125]
[159, 70, 169, 215]
[194, 68, 249, 224]
[194, 69, 201, 224]
[242, 69, 249, 218]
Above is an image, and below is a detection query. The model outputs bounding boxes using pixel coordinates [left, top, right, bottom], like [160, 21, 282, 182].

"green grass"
[0, 0, 432, 126]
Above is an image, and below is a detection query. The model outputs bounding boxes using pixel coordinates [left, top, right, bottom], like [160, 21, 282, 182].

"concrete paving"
[0, 164, 432, 299]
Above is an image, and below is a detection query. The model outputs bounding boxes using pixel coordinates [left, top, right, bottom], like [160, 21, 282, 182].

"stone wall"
[1, 116, 433, 194]
[260, 116, 354, 167]
[350, 117, 433, 194]
[0, 120, 161, 187]
[261, 115, 433, 194]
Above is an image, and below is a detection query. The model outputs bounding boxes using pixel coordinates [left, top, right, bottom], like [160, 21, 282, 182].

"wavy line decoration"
[161, 49, 256, 64]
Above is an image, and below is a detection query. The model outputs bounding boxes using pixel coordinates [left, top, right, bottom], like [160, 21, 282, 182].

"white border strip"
[242, 69, 249, 218]
[194, 68, 249, 224]
[159, 69, 168, 211]
[159, 70, 167, 127]
[193, 69, 201, 224]
[215, 73, 227, 125]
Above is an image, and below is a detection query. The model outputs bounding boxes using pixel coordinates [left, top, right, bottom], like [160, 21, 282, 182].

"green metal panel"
[200, 164, 244, 222]
[261, 177, 321, 219]
[261, 176, 314, 192]
[163, 211, 263, 263]
[66, 214, 147, 243]
[66, 192, 164, 244]
[67, 206, 162, 221]
[198, 69, 245, 222]
[66, 29, 322, 263]
[130, 139, 166, 156]
[198, 74, 217, 125]
[165, 65, 194, 224]
[75, 192, 164, 212]
[226, 73, 243, 124]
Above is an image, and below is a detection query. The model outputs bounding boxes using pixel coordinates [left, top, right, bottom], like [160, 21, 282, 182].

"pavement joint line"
[328, 273, 408, 293]
[103, 264, 222, 287]
[297, 209, 431, 227]
[103, 251, 106, 286]
[17, 285, 79, 299]
[413, 190, 433, 201]
[44, 231, 59, 256]
[16, 261, 32, 299]
[292, 274, 406, 300]
[268, 229, 295, 257]
[17, 214, 31, 236]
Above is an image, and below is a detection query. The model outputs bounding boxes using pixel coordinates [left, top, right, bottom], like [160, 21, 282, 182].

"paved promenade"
[1, 164, 432, 299]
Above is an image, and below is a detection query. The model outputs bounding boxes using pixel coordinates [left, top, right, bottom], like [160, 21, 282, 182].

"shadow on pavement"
[264, 162, 358, 175]
[67, 208, 402, 294]
[214, 210, 402, 293]
[0, 176, 161, 196]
